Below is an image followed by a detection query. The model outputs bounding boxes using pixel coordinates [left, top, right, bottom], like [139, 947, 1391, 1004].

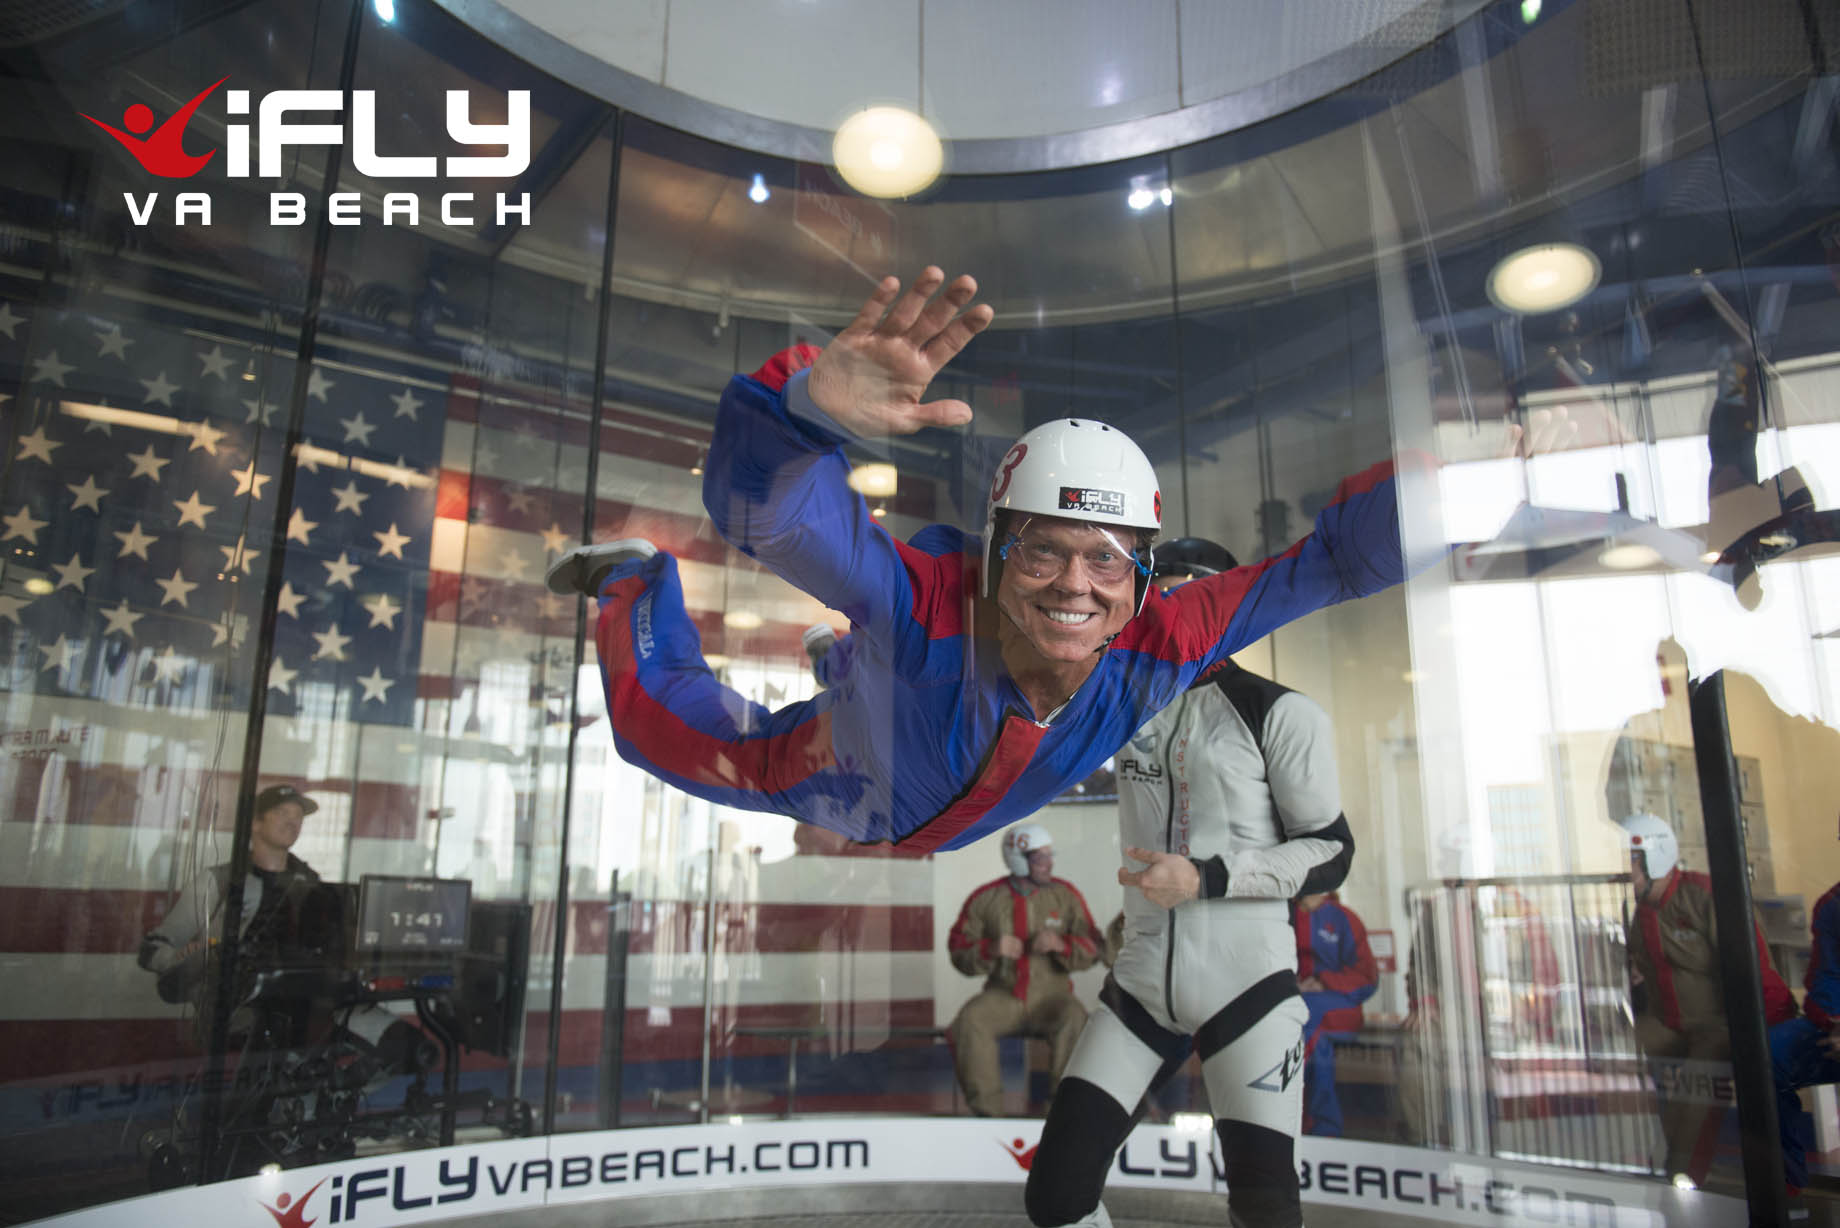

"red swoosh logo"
[81, 77, 226, 178]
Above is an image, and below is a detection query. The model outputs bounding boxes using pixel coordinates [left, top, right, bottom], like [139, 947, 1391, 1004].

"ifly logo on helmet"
[82, 80, 532, 230]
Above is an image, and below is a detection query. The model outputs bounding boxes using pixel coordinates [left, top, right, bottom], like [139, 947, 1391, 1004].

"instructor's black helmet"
[1150, 537, 1238, 581]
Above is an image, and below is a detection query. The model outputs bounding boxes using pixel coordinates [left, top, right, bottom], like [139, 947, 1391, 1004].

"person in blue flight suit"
[1771, 862, 1840, 1195]
[546, 267, 1424, 855]
[1292, 890, 1378, 1137]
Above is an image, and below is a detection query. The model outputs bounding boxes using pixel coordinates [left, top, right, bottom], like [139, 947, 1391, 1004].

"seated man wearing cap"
[140, 784, 431, 1082]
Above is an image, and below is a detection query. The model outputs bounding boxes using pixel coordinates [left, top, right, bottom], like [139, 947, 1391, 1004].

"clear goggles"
[998, 518, 1150, 586]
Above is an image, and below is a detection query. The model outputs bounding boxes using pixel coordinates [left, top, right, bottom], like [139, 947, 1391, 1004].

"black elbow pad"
[1297, 815, 1355, 896]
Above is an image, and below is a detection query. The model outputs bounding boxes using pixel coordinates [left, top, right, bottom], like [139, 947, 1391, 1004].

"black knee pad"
[1216, 1119, 1301, 1228]
[1025, 1077, 1132, 1226]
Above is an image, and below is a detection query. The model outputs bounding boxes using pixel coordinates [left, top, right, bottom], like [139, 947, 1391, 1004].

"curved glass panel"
[2, 0, 1835, 1222]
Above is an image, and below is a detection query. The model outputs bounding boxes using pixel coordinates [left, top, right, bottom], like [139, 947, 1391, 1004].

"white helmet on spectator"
[1618, 812, 1679, 879]
[1001, 822, 1054, 877]
[983, 418, 1162, 614]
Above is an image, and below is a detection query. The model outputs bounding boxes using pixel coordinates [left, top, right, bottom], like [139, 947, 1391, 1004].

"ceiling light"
[723, 610, 763, 630]
[847, 462, 898, 497]
[24, 577, 52, 595]
[1159, 186, 1173, 207]
[1127, 187, 1156, 211]
[1487, 242, 1600, 314]
[1599, 543, 1661, 570]
[832, 107, 942, 198]
[373, 0, 395, 22]
[747, 173, 770, 205]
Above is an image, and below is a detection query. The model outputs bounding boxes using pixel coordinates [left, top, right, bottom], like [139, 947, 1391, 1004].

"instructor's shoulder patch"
[749, 344, 823, 393]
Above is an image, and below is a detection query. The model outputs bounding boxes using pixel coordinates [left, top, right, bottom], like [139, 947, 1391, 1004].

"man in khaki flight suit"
[947, 823, 1102, 1115]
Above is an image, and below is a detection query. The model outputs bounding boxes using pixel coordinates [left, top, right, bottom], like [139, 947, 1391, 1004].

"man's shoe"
[545, 538, 658, 596]
[1070, 1203, 1113, 1228]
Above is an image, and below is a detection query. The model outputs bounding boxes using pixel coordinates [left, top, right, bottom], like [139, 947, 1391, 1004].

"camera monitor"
[356, 875, 471, 954]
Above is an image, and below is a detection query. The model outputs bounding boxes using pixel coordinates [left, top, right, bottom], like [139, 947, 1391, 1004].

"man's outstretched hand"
[806, 266, 995, 438]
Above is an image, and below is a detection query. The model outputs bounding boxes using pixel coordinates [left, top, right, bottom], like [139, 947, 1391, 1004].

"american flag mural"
[0, 295, 945, 1146]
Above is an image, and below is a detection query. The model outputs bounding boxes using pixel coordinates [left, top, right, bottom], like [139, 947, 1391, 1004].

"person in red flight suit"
[1293, 891, 1378, 1137]
[947, 823, 1102, 1116]
[1619, 812, 1796, 1188]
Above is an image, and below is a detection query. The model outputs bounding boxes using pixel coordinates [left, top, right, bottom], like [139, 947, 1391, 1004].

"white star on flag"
[197, 345, 233, 380]
[51, 553, 95, 592]
[16, 426, 59, 463]
[230, 461, 271, 499]
[220, 535, 255, 575]
[540, 523, 572, 554]
[100, 600, 142, 638]
[30, 350, 73, 386]
[114, 522, 158, 560]
[126, 445, 169, 481]
[372, 523, 410, 559]
[275, 581, 306, 618]
[150, 647, 188, 684]
[498, 547, 531, 580]
[307, 367, 334, 401]
[331, 480, 369, 515]
[185, 420, 226, 455]
[268, 656, 299, 692]
[390, 388, 423, 420]
[2, 505, 47, 544]
[95, 326, 134, 360]
[286, 508, 319, 544]
[504, 489, 535, 515]
[0, 301, 23, 339]
[38, 635, 79, 673]
[66, 475, 107, 512]
[172, 490, 216, 529]
[0, 594, 27, 622]
[311, 624, 352, 661]
[322, 551, 360, 588]
[357, 666, 395, 703]
[156, 568, 199, 607]
[140, 370, 180, 406]
[244, 398, 279, 427]
[340, 411, 377, 447]
[362, 592, 401, 629]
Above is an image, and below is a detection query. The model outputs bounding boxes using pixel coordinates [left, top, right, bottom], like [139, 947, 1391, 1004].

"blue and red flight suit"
[1771, 882, 1840, 1190]
[1293, 893, 1378, 1136]
[592, 346, 1420, 852]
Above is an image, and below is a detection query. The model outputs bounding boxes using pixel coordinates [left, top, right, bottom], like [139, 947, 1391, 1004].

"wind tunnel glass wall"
[4, 0, 1840, 1220]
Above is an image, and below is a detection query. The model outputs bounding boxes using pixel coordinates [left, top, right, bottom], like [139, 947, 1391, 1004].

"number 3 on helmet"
[982, 418, 1162, 615]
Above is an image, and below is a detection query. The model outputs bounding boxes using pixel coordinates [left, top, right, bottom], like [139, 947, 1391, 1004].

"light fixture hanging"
[832, 107, 942, 198]
[1487, 242, 1601, 314]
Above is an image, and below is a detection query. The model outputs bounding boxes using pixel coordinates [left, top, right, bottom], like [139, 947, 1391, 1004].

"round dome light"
[847, 462, 899, 497]
[833, 107, 943, 199]
[1486, 242, 1601, 314]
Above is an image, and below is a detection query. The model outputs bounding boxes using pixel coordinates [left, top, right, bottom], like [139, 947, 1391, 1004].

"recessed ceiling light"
[1487, 242, 1601, 314]
[833, 107, 942, 198]
[723, 610, 763, 630]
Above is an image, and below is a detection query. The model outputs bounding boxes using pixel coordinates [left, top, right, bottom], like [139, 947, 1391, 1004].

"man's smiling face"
[994, 515, 1138, 662]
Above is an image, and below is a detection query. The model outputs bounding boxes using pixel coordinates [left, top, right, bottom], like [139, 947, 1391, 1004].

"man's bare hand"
[1030, 930, 1067, 956]
[997, 933, 1025, 960]
[1499, 403, 1632, 460]
[806, 267, 994, 438]
[1299, 975, 1325, 993]
[1118, 846, 1200, 910]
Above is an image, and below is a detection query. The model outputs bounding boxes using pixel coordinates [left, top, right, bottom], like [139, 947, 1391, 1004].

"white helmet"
[1001, 822, 1053, 877]
[1618, 812, 1679, 879]
[983, 418, 1162, 614]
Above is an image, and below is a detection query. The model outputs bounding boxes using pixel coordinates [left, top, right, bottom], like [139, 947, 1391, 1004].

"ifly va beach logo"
[81, 77, 226, 177]
[257, 1177, 327, 1228]
[79, 81, 534, 230]
[1001, 1136, 1037, 1170]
